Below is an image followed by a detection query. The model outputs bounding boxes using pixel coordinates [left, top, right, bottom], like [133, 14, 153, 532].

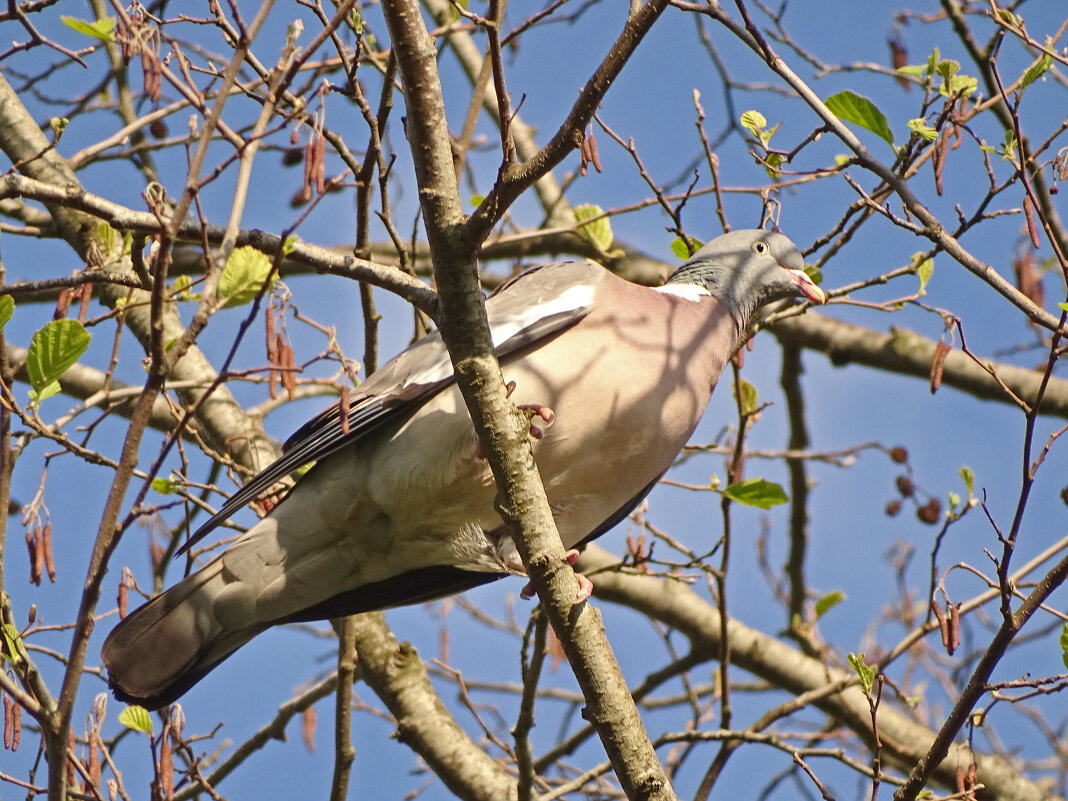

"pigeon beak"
[786, 268, 826, 305]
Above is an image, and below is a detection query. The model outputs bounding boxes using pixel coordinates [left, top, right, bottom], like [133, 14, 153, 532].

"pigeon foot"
[520, 549, 593, 603]
[473, 382, 556, 459]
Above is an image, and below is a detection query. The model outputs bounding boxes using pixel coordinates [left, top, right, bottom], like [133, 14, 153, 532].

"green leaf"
[723, 478, 788, 509]
[151, 477, 179, 495]
[670, 236, 704, 260]
[1061, 621, 1068, 671]
[960, 466, 974, 497]
[944, 74, 978, 97]
[26, 319, 92, 396]
[763, 151, 785, 178]
[118, 705, 154, 734]
[981, 131, 1020, 163]
[937, 61, 977, 97]
[947, 491, 960, 511]
[1058, 302, 1068, 313]
[927, 48, 941, 76]
[28, 381, 62, 405]
[896, 64, 929, 79]
[825, 90, 894, 146]
[0, 296, 14, 331]
[814, 590, 845, 619]
[734, 379, 758, 416]
[174, 274, 192, 298]
[914, 253, 934, 294]
[1021, 53, 1053, 90]
[803, 265, 823, 286]
[282, 234, 299, 255]
[61, 14, 115, 41]
[470, 194, 485, 209]
[2, 623, 24, 664]
[740, 110, 781, 149]
[218, 246, 275, 308]
[573, 204, 613, 252]
[907, 118, 938, 142]
[97, 221, 117, 254]
[740, 110, 767, 135]
[935, 59, 960, 82]
[848, 652, 877, 695]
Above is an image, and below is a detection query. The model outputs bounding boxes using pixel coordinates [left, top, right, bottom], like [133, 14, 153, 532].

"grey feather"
[101, 229, 823, 708]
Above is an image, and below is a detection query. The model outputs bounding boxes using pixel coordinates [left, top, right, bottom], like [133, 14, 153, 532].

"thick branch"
[423, 0, 570, 224]
[578, 545, 1060, 801]
[351, 613, 518, 801]
[770, 314, 1068, 419]
[382, 1, 677, 798]
[0, 174, 439, 318]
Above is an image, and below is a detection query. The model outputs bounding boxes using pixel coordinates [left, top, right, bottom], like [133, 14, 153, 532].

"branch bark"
[381, 1, 677, 797]
[351, 613, 519, 801]
[578, 545, 1061, 801]
[770, 314, 1068, 419]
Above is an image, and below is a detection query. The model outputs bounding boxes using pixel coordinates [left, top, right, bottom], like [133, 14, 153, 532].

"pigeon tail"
[101, 559, 265, 709]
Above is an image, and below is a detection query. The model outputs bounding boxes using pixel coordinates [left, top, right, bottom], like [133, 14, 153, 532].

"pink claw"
[519, 548, 593, 603]
[473, 393, 555, 460]
[565, 548, 594, 602]
[518, 403, 555, 440]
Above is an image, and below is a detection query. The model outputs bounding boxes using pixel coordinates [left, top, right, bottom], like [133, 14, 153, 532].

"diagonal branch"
[351, 612, 519, 801]
[578, 544, 1062, 801]
[770, 314, 1068, 419]
[700, 2, 1064, 333]
[381, 1, 677, 798]
[465, 0, 673, 243]
[0, 174, 439, 317]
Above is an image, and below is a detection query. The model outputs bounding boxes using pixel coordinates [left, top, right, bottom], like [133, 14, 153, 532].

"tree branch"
[351, 612, 519, 801]
[770, 314, 1068, 419]
[382, 1, 677, 797]
[578, 545, 1061, 801]
[465, 0, 673, 243]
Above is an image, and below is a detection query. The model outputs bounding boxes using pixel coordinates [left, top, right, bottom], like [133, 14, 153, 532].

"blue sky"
[3, 2, 1067, 799]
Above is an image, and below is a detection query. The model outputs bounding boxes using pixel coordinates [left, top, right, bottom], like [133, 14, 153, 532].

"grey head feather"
[665, 229, 824, 327]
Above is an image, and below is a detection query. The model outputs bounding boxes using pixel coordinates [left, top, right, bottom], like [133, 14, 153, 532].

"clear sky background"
[3, 2, 1067, 799]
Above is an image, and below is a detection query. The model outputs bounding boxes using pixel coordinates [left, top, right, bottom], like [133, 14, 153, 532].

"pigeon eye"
[752, 240, 770, 255]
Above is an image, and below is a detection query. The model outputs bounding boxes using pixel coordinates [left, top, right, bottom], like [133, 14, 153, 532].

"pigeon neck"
[665, 265, 754, 331]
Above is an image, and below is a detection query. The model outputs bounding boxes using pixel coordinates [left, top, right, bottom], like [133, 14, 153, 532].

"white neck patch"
[656, 283, 712, 301]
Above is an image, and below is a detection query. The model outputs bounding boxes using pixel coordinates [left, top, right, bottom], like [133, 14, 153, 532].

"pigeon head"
[665, 229, 825, 327]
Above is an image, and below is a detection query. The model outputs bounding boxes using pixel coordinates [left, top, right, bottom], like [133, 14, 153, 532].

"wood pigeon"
[102, 229, 824, 708]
